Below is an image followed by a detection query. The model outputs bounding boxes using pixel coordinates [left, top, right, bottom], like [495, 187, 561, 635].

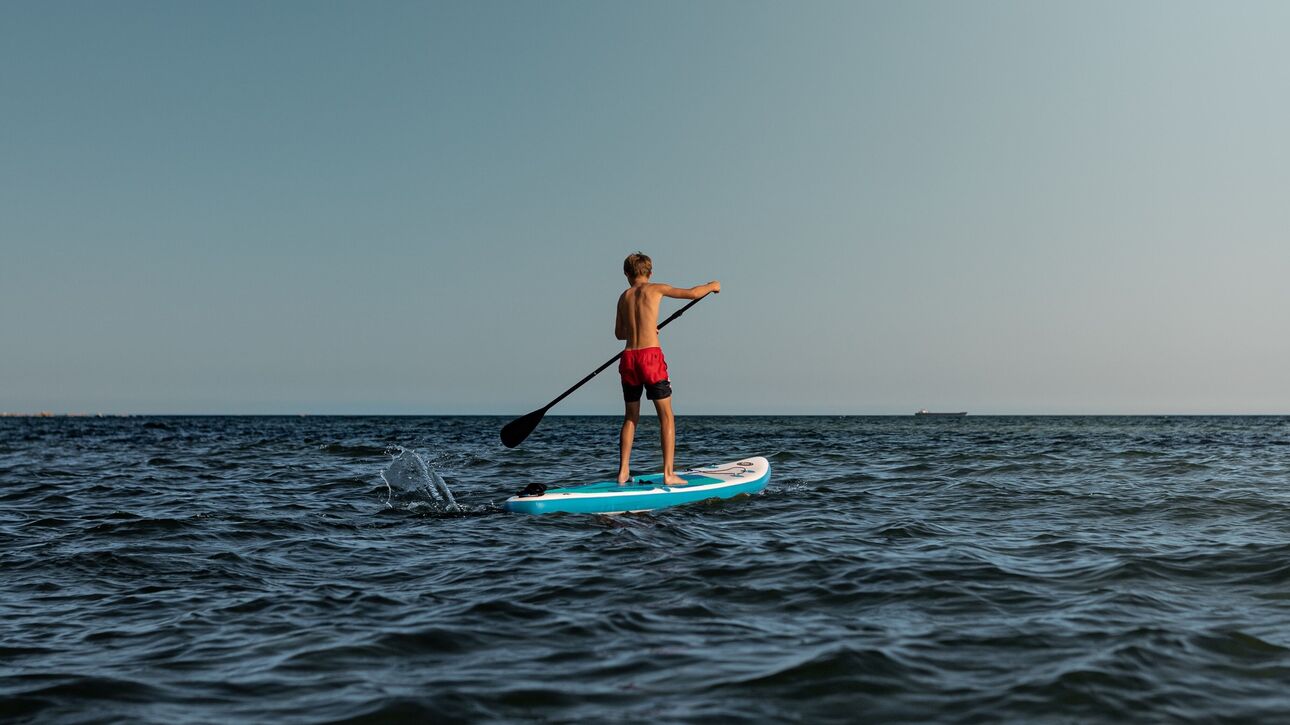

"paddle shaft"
[537, 294, 708, 413]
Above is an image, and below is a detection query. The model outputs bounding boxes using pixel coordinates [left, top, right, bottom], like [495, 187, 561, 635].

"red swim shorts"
[618, 347, 672, 402]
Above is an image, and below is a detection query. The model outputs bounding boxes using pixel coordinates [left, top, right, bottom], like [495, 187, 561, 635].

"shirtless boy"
[615, 252, 720, 485]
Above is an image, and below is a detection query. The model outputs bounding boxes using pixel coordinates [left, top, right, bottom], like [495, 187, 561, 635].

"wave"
[380, 448, 459, 513]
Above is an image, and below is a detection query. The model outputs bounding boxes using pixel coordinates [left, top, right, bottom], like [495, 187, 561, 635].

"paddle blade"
[500, 408, 546, 448]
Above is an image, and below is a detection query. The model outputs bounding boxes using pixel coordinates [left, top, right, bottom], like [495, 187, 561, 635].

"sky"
[2, 1, 1288, 415]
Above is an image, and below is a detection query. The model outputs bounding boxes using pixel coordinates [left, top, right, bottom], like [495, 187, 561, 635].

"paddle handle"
[543, 351, 623, 411]
[657, 294, 706, 332]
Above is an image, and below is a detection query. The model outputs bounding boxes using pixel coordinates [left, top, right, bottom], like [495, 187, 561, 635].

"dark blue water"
[3, 415, 1290, 722]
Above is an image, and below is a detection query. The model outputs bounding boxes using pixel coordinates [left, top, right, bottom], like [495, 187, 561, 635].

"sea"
[2, 415, 1289, 722]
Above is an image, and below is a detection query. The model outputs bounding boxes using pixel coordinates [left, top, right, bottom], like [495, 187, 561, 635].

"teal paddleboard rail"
[504, 457, 771, 515]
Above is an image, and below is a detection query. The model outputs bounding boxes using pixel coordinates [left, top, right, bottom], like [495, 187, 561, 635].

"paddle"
[500, 293, 712, 448]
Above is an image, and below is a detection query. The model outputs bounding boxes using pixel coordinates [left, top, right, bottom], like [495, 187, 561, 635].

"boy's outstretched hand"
[708, 280, 721, 294]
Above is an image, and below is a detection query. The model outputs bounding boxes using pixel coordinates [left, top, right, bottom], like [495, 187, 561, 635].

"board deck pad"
[504, 457, 770, 515]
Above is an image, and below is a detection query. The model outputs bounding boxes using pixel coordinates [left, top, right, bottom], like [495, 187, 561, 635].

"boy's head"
[623, 252, 652, 280]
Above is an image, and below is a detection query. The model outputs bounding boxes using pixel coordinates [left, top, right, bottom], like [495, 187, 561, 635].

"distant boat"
[915, 409, 967, 417]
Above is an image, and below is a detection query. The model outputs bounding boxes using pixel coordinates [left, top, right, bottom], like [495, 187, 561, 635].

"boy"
[615, 252, 720, 484]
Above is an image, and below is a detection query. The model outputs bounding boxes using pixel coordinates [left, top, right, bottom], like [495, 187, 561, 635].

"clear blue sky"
[3, 1, 1287, 414]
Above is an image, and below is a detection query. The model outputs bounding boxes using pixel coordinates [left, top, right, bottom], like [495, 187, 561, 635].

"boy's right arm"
[614, 293, 628, 340]
[656, 281, 720, 300]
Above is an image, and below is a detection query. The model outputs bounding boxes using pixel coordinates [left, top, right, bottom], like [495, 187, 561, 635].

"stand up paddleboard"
[504, 457, 770, 515]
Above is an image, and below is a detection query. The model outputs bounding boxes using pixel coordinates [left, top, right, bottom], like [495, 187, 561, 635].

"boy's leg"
[652, 397, 685, 485]
[617, 401, 640, 484]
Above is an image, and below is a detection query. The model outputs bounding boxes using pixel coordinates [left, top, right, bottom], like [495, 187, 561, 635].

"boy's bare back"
[616, 281, 720, 350]
[615, 284, 664, 350]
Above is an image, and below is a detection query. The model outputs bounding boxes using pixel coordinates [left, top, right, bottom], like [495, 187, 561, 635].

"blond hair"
[623, 252, 652, 279]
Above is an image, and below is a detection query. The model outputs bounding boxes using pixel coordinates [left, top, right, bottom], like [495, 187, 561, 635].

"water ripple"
[2, 415, 1290, 721]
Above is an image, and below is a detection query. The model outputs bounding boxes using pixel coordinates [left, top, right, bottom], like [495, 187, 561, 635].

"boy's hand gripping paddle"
[500, 294, 711, 448]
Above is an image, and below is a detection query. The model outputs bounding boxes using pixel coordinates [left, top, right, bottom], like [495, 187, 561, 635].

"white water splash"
[381, 448, 460, 512]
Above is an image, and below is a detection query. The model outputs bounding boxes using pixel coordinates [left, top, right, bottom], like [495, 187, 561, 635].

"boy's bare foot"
[664, 474, 687, 486]
[617, 470, 632, 485]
